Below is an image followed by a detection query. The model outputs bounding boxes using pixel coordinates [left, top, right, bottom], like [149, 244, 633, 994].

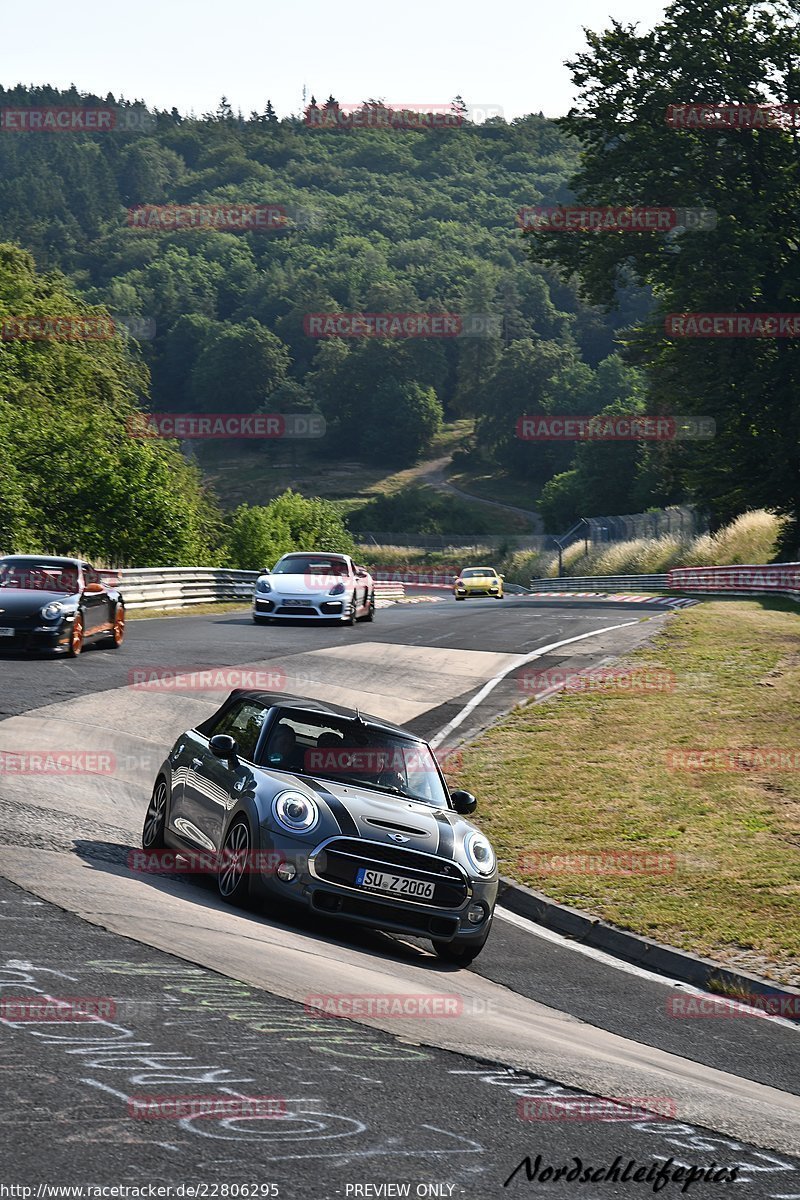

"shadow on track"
[72, 836, 473, 974]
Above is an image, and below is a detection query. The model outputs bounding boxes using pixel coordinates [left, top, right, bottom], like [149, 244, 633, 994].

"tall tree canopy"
[530, 0, 800, 538]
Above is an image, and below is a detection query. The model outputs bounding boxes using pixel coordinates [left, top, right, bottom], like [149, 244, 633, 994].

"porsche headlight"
[464, 831, 495, 876]
[273, 790, 319, 834]
[328, 581, 345, 596]
[256, 578, 272, 593]
[41, 601, 63, 620]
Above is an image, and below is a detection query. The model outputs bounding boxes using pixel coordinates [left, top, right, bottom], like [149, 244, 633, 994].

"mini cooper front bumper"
[256, 832, 497, 946]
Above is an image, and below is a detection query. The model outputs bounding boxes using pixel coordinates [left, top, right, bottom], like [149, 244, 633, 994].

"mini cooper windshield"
[264, 712, 450, 809]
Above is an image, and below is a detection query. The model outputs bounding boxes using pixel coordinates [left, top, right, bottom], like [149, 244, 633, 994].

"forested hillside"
[2, 49, 796, 554]
[0, 86, 650, 516]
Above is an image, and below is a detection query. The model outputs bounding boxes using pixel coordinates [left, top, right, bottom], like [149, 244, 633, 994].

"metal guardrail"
[528, 564, 800, 601]
[528, 575, 668, 592]
[115, 568, 405, 611]
[117, 568, 257, 610]
[667, 564, 800, 599]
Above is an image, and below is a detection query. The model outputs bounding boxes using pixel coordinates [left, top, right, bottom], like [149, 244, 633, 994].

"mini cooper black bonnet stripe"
[434, 811, 456, 859]
[300, 777, 359, 836]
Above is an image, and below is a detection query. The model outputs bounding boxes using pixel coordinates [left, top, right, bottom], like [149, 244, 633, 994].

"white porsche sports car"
[252, 552, 375, 625]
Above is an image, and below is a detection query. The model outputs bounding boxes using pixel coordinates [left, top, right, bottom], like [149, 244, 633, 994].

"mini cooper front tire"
[432, 923, 491, 965]
[142, 778, 168, 850]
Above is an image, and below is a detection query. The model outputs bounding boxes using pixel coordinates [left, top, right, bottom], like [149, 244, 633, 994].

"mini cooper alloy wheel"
[218, 818, 252, 903]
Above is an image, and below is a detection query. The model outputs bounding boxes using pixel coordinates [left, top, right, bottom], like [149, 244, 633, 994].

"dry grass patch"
[456, 600, 800, 983]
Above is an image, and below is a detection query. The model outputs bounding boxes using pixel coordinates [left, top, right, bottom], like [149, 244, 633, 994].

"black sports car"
[142, 691, 498, 963]
[0, 555, 125, 655]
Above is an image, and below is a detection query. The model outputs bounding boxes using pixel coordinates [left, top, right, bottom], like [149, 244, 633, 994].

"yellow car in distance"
[454, 566, 505, 600]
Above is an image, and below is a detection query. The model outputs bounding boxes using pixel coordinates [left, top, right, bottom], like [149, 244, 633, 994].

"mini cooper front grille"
[311, 837, 468, 909]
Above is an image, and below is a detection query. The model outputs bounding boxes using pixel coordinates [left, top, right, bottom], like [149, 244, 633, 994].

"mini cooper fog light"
[276, 861, 297, 882]
[467, 902, 487, 925]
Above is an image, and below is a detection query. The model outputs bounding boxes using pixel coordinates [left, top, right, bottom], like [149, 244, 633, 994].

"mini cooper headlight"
[328, 581, 345, 596]
[256, 578, 272, 593]
[41, 601, 63, 620]
[464, 831, 496, 876]
[273, 790, 319, 834]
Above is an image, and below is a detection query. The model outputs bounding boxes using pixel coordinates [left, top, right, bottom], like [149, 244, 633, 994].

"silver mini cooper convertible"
[141, 690, 497, 963]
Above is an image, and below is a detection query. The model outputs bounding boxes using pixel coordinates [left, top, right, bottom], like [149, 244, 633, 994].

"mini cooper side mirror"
[450, 789, 477, 814]
[83, 582, 106, 594]
[210, 734, 239, 762]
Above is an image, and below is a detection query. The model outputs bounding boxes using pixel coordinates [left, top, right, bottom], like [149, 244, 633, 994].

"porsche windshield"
[263, 712, 450, 808]
[272, 556, 349, 576]
[0, 560, 79, 594]
[461, 568, 494, 578]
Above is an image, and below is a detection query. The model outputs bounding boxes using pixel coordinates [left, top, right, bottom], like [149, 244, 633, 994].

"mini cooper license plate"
[0, 628, 14, 637]
[356, 868, 435, 900]
[285, 599, 313, 607]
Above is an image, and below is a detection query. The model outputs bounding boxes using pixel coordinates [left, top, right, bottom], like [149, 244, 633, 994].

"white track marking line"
[429, 619, 640, 748]
[496, 907, 799, 1032]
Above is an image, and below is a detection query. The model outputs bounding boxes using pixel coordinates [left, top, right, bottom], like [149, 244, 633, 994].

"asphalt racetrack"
[0, 594, 798, 1197]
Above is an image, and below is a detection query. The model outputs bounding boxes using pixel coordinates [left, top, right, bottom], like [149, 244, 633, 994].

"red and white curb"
[526, 593, 698, 608]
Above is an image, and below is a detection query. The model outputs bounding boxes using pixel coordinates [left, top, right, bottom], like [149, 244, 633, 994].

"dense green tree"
[226, 490, 355, 569]
[0, 243, 220, 563]
[530, 0, 800, 538]
[191, 319, 290, 413]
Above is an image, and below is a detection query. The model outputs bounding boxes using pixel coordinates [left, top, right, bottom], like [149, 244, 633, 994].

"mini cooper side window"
[209, 701, 267, 763]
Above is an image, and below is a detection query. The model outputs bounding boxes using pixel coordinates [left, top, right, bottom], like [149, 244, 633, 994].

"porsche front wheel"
[68, 613, 85, 657]
[108, 604, 125, 648]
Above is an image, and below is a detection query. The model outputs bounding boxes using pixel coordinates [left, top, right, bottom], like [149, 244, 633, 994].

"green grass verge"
[456, 599, 800, 984]
[127, 603, 249, 621]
